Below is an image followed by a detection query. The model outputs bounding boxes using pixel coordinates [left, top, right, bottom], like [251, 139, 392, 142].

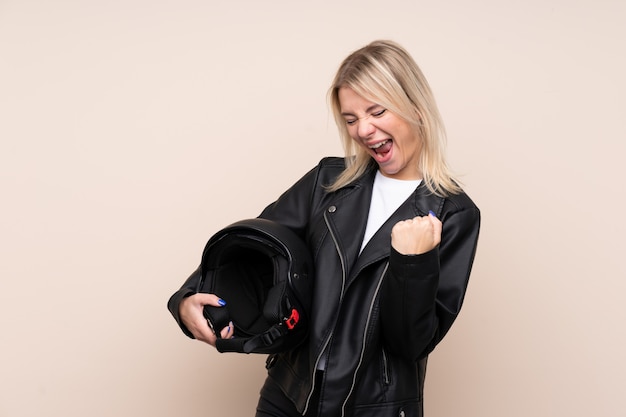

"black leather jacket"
[169, 157, 480, 417]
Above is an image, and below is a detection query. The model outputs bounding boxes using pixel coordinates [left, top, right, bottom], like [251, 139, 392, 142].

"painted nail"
[218, 298, 226, 306]
[428, 210, 437, 217]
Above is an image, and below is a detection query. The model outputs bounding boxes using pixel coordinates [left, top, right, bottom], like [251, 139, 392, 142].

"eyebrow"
[340, 104, 384, 117]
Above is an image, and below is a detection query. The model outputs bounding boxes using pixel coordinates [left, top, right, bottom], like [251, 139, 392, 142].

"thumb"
[428, 210, 443, 246]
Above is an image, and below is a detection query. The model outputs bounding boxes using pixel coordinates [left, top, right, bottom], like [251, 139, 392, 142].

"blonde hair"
[327, 40, 461, 196]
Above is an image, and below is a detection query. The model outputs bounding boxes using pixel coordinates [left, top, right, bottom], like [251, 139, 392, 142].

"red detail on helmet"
[285, 308, 300, 330]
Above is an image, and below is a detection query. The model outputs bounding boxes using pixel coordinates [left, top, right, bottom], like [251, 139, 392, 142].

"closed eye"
[344, 108, 387, 126]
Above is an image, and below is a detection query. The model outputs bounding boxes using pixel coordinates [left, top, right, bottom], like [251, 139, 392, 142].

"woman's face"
[338, 87, 422, 181]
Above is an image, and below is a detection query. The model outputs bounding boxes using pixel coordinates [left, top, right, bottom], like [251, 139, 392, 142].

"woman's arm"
[380, 205, 480, 361]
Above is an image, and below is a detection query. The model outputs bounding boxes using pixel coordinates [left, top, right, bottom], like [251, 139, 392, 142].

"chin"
[379, 162, 400, 174]
[380, 168, 401, 178]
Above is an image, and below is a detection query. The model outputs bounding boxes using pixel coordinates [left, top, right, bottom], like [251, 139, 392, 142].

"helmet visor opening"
[213, 248, 274, 337]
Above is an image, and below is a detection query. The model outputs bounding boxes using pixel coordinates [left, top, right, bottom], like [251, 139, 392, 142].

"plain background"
[1, 0, 625, 416]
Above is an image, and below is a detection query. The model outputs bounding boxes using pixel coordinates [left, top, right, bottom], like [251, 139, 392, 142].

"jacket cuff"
[389, 246, 439, 279]
[167, 289, 197, 339]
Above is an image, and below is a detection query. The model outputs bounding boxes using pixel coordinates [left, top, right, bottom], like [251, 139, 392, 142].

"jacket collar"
[325, 164, 445, 282]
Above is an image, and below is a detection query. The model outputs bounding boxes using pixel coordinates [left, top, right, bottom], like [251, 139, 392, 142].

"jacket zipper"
[341, 262, 389, 417]
[302, 210, 348, 415]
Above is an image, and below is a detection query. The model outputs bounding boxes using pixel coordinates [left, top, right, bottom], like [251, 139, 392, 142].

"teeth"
[369, 139, 389, 149]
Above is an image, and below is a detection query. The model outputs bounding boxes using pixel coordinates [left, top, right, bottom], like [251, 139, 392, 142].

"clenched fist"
[391, 211, 442, 255]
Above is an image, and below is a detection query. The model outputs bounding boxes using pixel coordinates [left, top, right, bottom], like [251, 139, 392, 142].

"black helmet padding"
[197, 218, 313, 354]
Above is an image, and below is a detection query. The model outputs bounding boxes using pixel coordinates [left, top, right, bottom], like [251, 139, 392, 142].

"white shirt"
[360, 171, 421, 253]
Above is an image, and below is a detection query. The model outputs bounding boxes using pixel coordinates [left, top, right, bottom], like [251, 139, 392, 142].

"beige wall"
[1, 0, 625, 416]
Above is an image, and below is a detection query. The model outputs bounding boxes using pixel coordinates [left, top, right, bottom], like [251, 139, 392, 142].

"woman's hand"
[179, 293, 234, 346]
[391, 212, 442, 255]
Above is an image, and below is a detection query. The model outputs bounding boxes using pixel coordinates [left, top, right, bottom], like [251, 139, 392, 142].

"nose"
[356, 118, 376, 139]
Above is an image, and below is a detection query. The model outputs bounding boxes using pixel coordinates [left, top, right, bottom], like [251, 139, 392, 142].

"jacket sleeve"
[380, 205, 480, 361]
[258, 159, 332, 234]
[167, 267, 202, 338]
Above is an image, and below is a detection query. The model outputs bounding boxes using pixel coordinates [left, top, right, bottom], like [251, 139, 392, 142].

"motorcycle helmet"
[197, 218, 313, 354]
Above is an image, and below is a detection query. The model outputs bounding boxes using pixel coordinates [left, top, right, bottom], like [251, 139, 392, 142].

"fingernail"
[428, 210, 436, 217]
[227, 325, 230, 333]
[218, 298, 226, 306]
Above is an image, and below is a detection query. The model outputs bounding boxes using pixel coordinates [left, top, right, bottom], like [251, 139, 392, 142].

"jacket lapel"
[322, 168, 376, 277]
[350, 182, 444, 282]
[324, 166, 446, 287]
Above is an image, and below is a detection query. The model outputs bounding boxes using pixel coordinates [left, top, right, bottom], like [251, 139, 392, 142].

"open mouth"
[370, 139, 392, 157]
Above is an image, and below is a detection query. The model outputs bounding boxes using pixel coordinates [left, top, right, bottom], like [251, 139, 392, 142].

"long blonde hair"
[327, 40, 460, 196]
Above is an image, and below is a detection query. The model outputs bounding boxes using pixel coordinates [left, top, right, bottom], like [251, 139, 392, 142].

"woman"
[168, 40, 480, 417]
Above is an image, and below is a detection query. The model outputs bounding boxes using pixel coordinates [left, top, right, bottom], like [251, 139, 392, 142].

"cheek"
[346, 126, 360, 141]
